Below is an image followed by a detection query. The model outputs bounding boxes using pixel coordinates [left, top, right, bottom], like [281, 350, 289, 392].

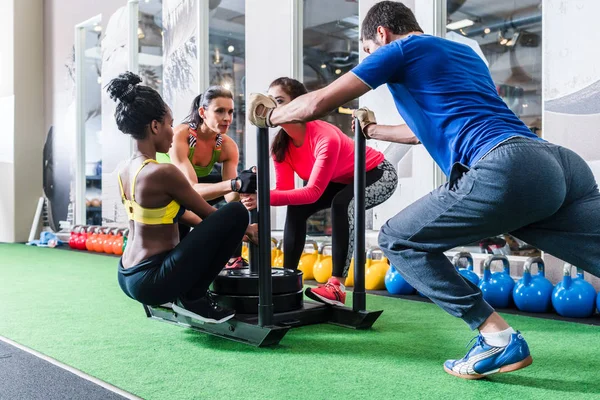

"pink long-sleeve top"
[271, 120, 385, 206]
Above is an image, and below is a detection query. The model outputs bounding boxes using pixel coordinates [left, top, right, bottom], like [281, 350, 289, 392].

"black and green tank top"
[157, 123, 222, 178]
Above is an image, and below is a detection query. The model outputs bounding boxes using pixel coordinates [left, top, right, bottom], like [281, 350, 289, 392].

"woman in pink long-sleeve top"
[264, 77, 398, 305]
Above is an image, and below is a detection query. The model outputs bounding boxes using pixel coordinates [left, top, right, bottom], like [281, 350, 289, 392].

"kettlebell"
[271, 238, 278, 265]
[513, 257, 553, 313]
[365, 248, 388, 290]
[273, 240, 284, 268]
[452, 252, 479, 286]
[478, 254, 515, 308]
[103, 228, 117, 254]
[298, 240, 318, 281]
[76, 226, 88, 250]
[241, 242, 249, 260]
[552, 263, 596, 318]
[385, 264, 415, 295]
[345, 257, 358, 287]
[86, 226, 99, 251]
[313, 243, 333, 283]
[121, 229, 129, 253]
[94, 227, 108, 252]
[112, 229, 125, 256]
[69, 226, 81, 249]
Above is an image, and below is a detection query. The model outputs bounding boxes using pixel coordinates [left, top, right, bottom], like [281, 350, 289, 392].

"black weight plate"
[210, 289, 304, 314]
[212, 268, 303, 296]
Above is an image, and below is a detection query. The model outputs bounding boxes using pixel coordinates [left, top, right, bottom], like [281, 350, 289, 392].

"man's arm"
[269, 73, 371, 126]
[366, 124, 420, 145]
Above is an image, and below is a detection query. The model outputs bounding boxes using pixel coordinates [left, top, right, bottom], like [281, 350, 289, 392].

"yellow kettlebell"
[271, 238, 278, 265]
[313, 243, 333, 283]
[273, 239, 284, 268]
[242, 242, 249, 260]
[345, 248, 367, 287]
[298, 240, 318, 281]
[365, 248, 389, 290]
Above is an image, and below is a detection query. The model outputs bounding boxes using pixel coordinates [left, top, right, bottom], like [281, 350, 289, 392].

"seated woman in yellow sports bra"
[157, 87, 256, 269]
[107, 72, 258, 324]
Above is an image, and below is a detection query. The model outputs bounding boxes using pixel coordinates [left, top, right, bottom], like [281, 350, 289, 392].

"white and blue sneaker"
[444, 332, 533, 379]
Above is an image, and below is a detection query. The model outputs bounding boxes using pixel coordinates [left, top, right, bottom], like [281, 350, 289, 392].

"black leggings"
[118, 202, 248, 306]
[178, 172, 242, 258]
[283, 159, 398, 277]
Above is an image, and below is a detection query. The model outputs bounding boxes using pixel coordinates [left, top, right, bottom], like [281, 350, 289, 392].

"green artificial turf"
[1, 243, 599, 399]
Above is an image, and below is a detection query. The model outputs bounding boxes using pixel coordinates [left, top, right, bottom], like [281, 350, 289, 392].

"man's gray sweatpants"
[378, 137, 600, 329]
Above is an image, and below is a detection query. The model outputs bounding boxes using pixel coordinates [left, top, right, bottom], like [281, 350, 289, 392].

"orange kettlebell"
[85, 226, 98, 251]
[94, 227, 107, 252]
[112, 229, 125, 256]
[103, 228, 118, 254]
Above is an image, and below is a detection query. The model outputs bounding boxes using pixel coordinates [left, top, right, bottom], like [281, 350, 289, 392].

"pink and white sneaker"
[225, 257, 249, 269]
[305, 277, 347, 306]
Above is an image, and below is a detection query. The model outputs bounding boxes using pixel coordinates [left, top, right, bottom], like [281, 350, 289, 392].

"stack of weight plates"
[210, 268, 304, 314]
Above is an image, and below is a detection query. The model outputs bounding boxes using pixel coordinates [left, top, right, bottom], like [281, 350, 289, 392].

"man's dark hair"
[361, 1, 423, 42]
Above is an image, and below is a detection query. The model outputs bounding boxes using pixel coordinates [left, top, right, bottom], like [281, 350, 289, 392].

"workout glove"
[248, 93, 277, 128]
[354, 107, 377, 139]
[236, 167, 257, 194]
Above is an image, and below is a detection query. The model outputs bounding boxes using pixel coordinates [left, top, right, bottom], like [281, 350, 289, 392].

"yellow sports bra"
[117, 159, 185, 225]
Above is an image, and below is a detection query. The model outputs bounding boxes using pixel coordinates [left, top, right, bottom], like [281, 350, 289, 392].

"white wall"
[0, 0, 44, 243]
[0, 0, 15, 242]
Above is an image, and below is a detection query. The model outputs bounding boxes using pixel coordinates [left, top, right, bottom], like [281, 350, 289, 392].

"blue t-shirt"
[351, 34, 540, 176]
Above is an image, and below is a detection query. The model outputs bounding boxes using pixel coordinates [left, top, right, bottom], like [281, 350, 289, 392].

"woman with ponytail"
[107, 72, 258, 324]
[253, 77, 398, 306]
[159, 86, 256, 268]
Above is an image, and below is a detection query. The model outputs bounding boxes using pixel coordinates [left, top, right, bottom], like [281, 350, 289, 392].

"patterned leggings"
[282, 159, 398, 277]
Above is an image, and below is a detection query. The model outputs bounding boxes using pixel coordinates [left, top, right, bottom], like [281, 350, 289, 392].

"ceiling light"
[484, 28, 491, 34]
[321, 64, 327, 69]
[228, 45, 235, 53]
[446, 19, 474, 31]
[335, 69, 342, 75]
[223, 82, 231, 90]
[93, 24, 102, 32]
[500, 38, 508, 45]
[522, 103, 529, 108]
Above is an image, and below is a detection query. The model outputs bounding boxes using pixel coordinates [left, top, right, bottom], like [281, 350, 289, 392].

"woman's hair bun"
[105, 71, 143, 104]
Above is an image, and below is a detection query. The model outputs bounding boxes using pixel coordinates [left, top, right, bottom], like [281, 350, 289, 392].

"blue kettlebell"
[552, 264, 597, 318]
[452, 252, 479, 286]
[512, 257, 553, 313]
[478, 255, 515, 308]
[384, 264, 415, 295]
[597, 291, 600, 314]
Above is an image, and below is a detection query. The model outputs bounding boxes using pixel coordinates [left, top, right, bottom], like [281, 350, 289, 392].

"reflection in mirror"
[209, 0, 246, 176]
[138, 0, 163, 94]
[303, 0, 359, 236]
[76, 17, 103, 225]
[446, 0, 542, 257]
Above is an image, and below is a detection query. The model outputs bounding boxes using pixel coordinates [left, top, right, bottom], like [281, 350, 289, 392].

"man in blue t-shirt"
[248, 1, 600, 379]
